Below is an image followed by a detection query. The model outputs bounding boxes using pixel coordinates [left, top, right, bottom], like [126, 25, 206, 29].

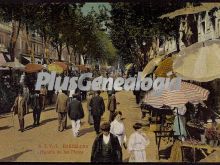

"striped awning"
[144, 81, 210, 108]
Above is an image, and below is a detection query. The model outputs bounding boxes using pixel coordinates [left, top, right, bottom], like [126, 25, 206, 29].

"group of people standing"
[11, 85, 47, 132]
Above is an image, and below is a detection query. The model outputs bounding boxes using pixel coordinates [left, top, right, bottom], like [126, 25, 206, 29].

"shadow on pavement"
[24, 117, 57, 131]
[42, 107, 55, 112]
[0, 149, 32, 162]
[24, 125, 35, 131]
[79, 127, 94, 137]
[0, 125, 12, 131]
[40, 117, 57, 125]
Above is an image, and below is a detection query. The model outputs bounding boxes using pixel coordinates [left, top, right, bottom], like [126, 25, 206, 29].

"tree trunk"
[78, 53, 81, 65]
[10, 20, 21, 61]
[66, 44, 71, 63]
[25, 24, 35, 63]
[57, 43, 63, 61]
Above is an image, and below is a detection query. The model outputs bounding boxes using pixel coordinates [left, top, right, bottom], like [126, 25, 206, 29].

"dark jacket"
[89, 95, 105, 117]
[68, 98, 84, 120]
[107, 95, 116, 112]
[91, 133, 122, 162]
[30, 94, 41, 110]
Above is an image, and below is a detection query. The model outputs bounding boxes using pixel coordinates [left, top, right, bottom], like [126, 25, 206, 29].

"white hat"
[69, 90, 75, 97]
[59, 90, 62, 93]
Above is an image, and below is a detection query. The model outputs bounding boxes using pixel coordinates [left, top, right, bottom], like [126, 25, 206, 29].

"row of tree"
[107, 1, 215, 69]
[0, 3, 117, 65]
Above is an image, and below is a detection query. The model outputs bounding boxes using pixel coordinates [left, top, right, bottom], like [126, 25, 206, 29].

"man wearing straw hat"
[56, 90, 68, 132]
[91, 122, 122, 162]
[11, 90, 26, 132]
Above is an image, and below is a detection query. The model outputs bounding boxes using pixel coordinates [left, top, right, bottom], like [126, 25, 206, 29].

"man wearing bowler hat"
[91, 122, 122, 162]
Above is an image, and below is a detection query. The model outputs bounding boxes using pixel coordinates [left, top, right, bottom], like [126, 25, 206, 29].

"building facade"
[0, 21, 70, 64]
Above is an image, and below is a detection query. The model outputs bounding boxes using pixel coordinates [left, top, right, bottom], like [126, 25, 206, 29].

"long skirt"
[129, 150, 146, 162]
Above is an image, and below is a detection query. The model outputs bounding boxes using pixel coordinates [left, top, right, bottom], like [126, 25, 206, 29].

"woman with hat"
[91, 122, 122, 162]
[110, 111, 127, 148]
[128, 123, 150, 162]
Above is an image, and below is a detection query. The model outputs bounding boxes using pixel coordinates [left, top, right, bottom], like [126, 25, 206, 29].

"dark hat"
[133, 123, 142, 130]
[96, 90, 101, 95]
[100, 122, 111, 132]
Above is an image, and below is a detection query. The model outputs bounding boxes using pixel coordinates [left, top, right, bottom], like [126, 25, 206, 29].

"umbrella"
[173, 40, 220, 82]
[125, 63, 133, 70]
[144, 81, 209, 108]
[54, 61, 68, 71]
[154, 57, 174, 77]
[160, 3, 220, 19]
[141, 55, 164, 80]
[76, 65, 90, 72]
[24, 63, 44, 73]
[48, 63, 64, 74]
[1, 58, 25, 70]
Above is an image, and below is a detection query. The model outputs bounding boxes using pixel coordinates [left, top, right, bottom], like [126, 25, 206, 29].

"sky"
[81, 3, 111, 15]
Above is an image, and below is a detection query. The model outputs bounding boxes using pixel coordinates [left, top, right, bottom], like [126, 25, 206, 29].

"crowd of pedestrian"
[10, 70, 150, 162]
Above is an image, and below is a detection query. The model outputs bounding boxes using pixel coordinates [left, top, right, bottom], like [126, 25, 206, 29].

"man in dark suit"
[30, 91, 43, 126]
[108, 92, 117, 122]
[91, 122, 122, 162]
[68, 94, 84, 137]
[90, 91, 105, 135]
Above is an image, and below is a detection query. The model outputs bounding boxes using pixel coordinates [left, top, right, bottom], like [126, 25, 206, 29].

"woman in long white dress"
[110, 111, 127, 148]
[128, 123, 150, 162]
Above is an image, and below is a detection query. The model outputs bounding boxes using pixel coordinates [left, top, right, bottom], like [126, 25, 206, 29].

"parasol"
[48, 63, 64, 74]
[141, 55, 164, 80]
[144, 81, 209, 108]
[54, 61, 68, 71]
[125, 63, 133, 70]
[1, 58, 25, 70]
[76, 65, 90, 72]
[173, 40, 220, 82]
[154, 57, 174, 77]
[24, 63, 44, 73]
[160, 3, 220, 19]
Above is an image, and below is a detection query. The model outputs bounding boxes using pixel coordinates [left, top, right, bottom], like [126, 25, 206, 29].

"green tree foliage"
[108, 1, 187, 68]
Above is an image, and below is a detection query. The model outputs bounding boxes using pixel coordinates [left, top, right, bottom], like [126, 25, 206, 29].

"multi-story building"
[156, 8, 220, 57]
[0, 21, 70, 65]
